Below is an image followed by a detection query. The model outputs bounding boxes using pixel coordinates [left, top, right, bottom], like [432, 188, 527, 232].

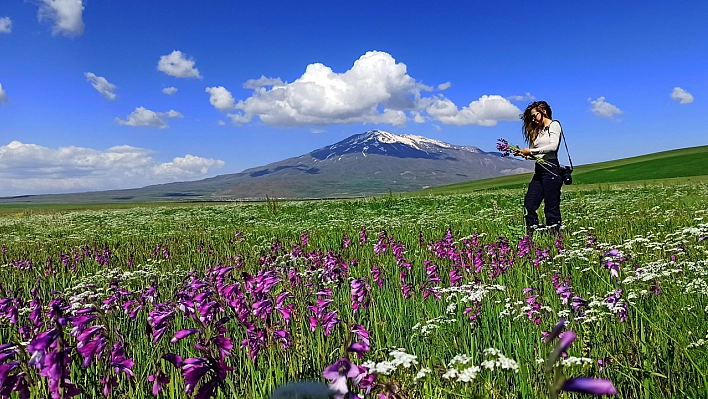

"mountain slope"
[0, 130, 533, 204]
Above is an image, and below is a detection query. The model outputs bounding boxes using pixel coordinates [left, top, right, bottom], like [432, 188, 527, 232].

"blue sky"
[0, 0, 706, 195]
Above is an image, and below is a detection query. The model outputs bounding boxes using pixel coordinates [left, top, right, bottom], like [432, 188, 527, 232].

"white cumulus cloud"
[671, 87, 694, 104]
[163, 87, 178, 95]
[425, 95, 521, 126]
[205, 86, 236, 111]
[0, 141, 224, 196]
[115, 107, 183, 129]
[437, 82, 451, 91]
[227, 51, 431, 127]
[0, 83, 7, 104]
[158, 51, 202, 79]
[37, 0, 84, 37]
[217, 120, 226, 126]
[588, 96, 623, 118]
[226, 51, 518, 128]
[85, 72, 117, 100]
[0, 17, 12, 34]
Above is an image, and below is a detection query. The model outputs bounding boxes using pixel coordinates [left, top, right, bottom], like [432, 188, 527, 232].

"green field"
[0, 184, 707, 398]
[411, 145, 708, 195]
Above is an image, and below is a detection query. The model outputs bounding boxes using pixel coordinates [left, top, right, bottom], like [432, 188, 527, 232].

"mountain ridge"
[0, 130, 533, 204]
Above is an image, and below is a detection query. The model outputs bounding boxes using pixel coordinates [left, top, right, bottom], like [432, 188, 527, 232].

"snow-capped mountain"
[311, 129, 478, 160]
[0, 130, 533, 203]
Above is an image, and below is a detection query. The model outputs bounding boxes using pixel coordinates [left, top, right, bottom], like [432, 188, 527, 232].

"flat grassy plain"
[1, 182, 707, 398]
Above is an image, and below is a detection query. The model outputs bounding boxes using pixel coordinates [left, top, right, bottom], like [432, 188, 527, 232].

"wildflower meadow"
[0, 184, 707, 398]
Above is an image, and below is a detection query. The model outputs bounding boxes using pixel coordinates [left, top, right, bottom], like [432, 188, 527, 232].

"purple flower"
[182, 357, 231, 398]
[496, 138, 513, 156]
[27, 330, 58, 366]
[350, 278, 370, 314]
[252, 299, 274, 320]
[323, 358, 360, 399]
[603, 249, 620, 257]
[401, 284, 413, 299]
[0, 360, 20, 387]
[147, 305, 175, 344]
[162, 353, 183, 368]
[273, 330, 292, 350]
[449, 268, 463, 287]
[241, 325, 266, 360]
[101, 375, 118, 397]
[463, 302, 482, 327]
[562, 377, 618, 395]
[321, 311, 341, 336]
[171, 329, 201, 344]
[346, 342, 370, 359]
[545, 331, 576, 372]
[544, 318, 566, 343]
[598, 357, 609, 373]
[571, 296, 588, 313]
[605, 290, 628, 322]
[371, 266, 384, 289]
[351, 324, 370, 346]
[323, 358, 360, 380]
[343, 234, 351, 248]
[517, 235, 532, 258]
[183, 358, 211, 395]
[76, 326, 108, 367]
[109, 342, 135, 377]
[195, 378, 219, 399]
[148, 372, 170, 395]
[212, 336, 233, 360]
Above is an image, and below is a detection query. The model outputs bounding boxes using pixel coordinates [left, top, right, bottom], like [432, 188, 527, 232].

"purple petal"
[562, 377, 618, 395]
[323, 358, 358, 381]
[545, 331, 577, 372]
[346, 342, 370, 355]
[162, 353, 183, 368]
[171, 329, 200, 344]
[558, 331, 577, 353]
[543, 318, 565, 343]
[327, 375, 349, 399]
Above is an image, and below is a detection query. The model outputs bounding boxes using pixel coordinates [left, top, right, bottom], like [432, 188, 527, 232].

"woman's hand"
[514, 148, 532, 157]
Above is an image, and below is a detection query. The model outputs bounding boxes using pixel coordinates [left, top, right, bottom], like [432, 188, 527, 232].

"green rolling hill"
[409, 145, 708, 195]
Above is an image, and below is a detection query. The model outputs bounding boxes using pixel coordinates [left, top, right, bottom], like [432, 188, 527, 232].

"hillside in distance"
[0, 130, 533, 204]
[410, 145, 708, 195]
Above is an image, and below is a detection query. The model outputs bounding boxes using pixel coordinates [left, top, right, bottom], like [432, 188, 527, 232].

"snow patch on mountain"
[311, 129, 485, 161]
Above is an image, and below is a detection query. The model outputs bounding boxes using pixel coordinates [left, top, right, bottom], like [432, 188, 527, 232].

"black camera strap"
[554, 119, 573, 171]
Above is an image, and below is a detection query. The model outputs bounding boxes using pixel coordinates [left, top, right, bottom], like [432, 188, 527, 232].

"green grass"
[409, 145, 708, 195]
[0, 184, 707, 398]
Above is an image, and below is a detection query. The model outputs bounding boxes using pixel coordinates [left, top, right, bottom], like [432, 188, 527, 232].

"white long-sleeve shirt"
[530, 120, 561, 161]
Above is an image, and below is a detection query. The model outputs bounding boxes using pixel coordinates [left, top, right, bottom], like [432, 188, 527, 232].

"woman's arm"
[530, 121, 561, 155]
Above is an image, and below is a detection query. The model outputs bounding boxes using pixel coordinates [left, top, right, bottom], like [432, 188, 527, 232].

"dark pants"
[524, 159, 562, 232]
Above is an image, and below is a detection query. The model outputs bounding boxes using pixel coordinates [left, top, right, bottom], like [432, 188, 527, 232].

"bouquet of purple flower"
[496, 138, 551, 165]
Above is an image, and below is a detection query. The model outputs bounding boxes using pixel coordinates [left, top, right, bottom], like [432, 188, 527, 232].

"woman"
[514, 101, 563, 237]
